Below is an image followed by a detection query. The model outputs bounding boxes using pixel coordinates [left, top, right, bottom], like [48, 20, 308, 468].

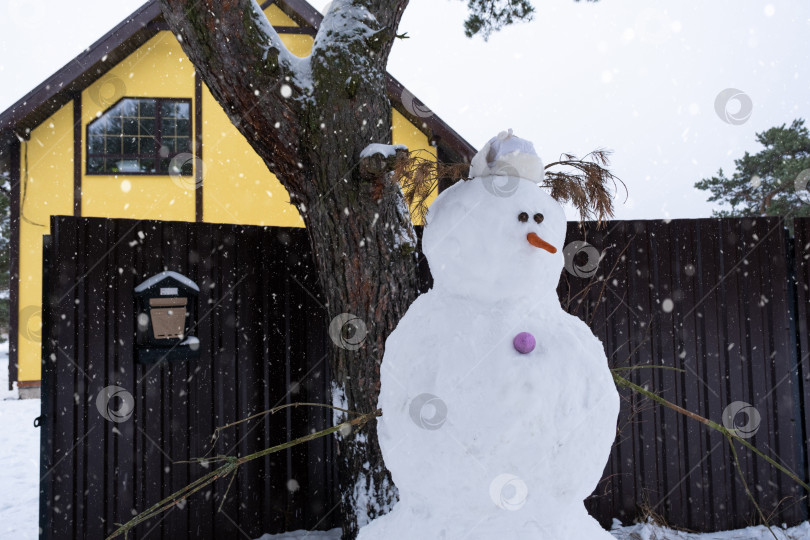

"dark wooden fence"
[39, 215, 810, 539]
[40, 217, 338, 540]
[570, 218, 808, 530]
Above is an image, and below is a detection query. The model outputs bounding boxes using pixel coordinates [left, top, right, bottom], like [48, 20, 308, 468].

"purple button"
[513, 332, 536, 354]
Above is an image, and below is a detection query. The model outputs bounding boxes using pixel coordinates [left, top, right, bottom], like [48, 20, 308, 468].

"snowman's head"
[423, 171, 566, 304]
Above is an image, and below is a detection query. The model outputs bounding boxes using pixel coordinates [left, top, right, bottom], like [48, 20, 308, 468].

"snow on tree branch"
[313, 0, 409, 68]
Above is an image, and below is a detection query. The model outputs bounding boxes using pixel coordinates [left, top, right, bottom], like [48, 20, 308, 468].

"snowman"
[357, 130, 620, 540]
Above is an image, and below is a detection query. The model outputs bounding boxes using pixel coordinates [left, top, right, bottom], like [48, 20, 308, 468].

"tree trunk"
[159, 1, 414, 537]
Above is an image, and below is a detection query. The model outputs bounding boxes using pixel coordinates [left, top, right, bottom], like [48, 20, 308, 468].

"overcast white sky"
[1, 0, 808, 220]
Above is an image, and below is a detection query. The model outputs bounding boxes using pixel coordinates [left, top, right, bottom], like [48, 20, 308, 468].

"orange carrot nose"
[527, 232, 557, 254]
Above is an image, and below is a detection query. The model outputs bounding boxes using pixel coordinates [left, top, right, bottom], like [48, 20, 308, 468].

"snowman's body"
[357, 132, 620, 540]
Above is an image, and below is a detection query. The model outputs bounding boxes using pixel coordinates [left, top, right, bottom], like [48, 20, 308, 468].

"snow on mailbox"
[134, 271, 200, 363]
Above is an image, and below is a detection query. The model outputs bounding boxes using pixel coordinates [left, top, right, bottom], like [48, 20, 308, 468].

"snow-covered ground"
[1, 343, 809, 540]
[611, 520, 810, 540]
[0, 341, 42, 540]
[258, 520, 810, 540]
[256, 530, 342, 539]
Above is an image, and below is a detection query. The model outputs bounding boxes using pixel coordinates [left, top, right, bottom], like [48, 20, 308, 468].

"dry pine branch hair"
[395, 149, 627, 226]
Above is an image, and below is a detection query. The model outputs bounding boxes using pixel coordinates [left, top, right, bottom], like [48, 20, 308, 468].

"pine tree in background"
[462, 0, 536, 39]
[461, 0, 598, 39]
[695, 119, 810, 219]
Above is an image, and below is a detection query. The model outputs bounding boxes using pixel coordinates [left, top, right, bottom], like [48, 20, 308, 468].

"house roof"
[0, 0, 476, 171]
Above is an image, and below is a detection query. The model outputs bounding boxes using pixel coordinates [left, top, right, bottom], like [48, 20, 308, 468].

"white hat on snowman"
[469, 128, 545, 184]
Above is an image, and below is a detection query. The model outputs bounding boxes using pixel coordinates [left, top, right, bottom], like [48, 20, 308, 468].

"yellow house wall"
[80, 33, 196, 222]
[15, 6, 439, 382]
[201, 25, 313, 227]
[264, 4, 298, 26]
[393, 109, 437, 223]
[17, 104, 75, 381]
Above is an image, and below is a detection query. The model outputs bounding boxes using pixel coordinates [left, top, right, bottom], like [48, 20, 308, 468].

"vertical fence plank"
[50, 216, 79, 540]
[83, 219, 107, 540]
[234, 226, 269, 539]
[717, 219, 748, 528]
[190, 222, 216, 538]
[262, 228, 296, 535]
[111, 219, 137, 534]
[792, 219, 810, 523]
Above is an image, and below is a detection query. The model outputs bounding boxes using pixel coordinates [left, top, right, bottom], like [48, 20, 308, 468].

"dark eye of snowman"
[534, 213, 544, 224]
[518, 212, 529, 223]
